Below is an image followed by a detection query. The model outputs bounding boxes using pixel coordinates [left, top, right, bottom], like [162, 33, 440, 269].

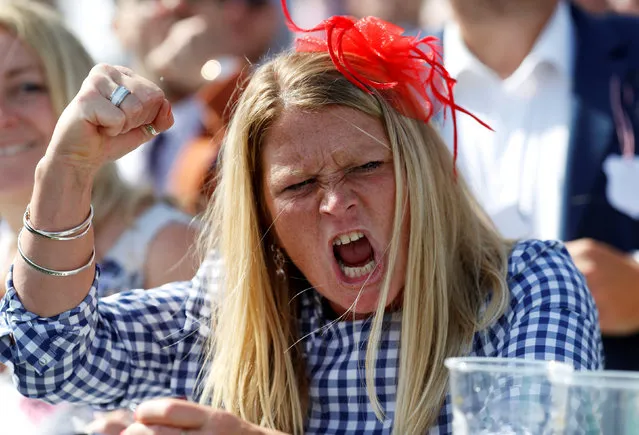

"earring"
[271, 244, 287, 282]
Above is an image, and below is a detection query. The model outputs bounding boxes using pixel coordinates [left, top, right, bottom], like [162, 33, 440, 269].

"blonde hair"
[200, 51, 511, 434]
[0, 0, 149, 226]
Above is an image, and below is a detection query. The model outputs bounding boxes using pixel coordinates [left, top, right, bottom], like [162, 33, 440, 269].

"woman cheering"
[0, 2, 602, 433]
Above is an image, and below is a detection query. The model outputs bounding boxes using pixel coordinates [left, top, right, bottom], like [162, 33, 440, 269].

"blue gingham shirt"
[0, 240, 603, 434]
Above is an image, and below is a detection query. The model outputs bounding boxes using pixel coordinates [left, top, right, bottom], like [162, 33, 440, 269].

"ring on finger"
[144, 124, 159, 136]
[108, 85, 131, 108]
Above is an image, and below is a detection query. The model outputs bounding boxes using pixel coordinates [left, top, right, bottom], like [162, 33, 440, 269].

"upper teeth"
[333, 231, 364, 246]
[0, 143, 33, 157]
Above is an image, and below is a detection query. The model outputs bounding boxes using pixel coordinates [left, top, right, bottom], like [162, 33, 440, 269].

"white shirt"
[116, 96, 204, 193]
[441, 1, 575, 241]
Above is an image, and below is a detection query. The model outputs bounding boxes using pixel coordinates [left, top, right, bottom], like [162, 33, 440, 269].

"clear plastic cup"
[445, 357, 574, 435]
[550, 369, 639, 435]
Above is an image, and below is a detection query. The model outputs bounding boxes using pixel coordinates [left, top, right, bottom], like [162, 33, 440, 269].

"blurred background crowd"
[1, 0, 639, 433]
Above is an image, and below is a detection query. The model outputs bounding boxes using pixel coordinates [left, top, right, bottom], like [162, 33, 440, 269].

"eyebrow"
[5, 64, 42, 78]
[269, 165, 307, 183]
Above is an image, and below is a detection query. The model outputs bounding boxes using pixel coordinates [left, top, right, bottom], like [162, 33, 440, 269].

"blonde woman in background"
[0, 2, 199, 433]
[0, 2, 602, 434]
[0, 0, 198, 299]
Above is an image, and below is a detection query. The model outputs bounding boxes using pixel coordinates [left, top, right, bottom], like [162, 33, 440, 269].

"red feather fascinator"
[280, 0, 490, 173]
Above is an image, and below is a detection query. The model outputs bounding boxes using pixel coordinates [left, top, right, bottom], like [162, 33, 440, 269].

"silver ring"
[108, 85, 131, 108]
[144, 124, 159, 136]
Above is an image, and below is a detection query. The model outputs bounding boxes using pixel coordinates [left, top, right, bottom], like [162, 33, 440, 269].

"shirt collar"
[443, 1, 574, 80]
[526, 1, 574, 78]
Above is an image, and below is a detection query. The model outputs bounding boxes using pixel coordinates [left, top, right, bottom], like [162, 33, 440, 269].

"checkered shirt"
[0, 239, 603, 434]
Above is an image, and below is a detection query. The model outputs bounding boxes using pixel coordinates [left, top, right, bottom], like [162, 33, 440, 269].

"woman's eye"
[354, 161, 383, 172]
[15, 82, 48, 95]
[285, 178, 315, 192]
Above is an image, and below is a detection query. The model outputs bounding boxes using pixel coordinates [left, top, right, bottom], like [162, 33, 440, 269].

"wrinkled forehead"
[261, 106, 391, 171]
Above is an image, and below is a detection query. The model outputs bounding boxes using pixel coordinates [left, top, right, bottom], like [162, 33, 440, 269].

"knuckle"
[116, 65, 135, 76]
[75, 91, 94, 105]
[114, 109, 127, 123]
[92, 62, 114, 75]
[147, 89, 165, 104]
[129, 99, 144, 116]
[83, 73, 104, 89]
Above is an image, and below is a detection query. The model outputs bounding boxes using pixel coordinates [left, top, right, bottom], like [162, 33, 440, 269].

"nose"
[319, 181, 357, 217]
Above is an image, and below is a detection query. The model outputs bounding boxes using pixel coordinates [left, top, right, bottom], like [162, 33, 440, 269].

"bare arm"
[13, 64, 173, 317]
[14, 159, 96, 316]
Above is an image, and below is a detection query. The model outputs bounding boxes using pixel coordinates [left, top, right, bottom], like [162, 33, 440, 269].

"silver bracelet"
[23, 204, 93, 241]
[17, 228, 95, 277]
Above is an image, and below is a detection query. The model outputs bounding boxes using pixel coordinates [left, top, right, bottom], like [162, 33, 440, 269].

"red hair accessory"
[280, 0, 491, 174]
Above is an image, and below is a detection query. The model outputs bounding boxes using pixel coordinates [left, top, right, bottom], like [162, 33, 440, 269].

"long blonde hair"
[0, 0, 149, 226]
[201, 51, 511, 433]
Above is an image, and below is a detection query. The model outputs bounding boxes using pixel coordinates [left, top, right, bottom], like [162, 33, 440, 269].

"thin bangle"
[23, 205, 93, 241]
[23, 215, 92, 241]
[16, 228, 95, 277]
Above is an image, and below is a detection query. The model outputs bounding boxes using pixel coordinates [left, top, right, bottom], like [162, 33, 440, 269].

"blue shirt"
[0, 240, 603, 434]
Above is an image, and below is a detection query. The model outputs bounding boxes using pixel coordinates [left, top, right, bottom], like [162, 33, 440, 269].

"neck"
[451, 1, 559, 78]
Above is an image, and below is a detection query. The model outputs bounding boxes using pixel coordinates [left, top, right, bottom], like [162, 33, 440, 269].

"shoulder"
[144, 208, 200, 288]
[505, 239, 595, 319]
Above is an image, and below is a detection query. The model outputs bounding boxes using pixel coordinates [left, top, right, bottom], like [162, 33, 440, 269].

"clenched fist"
[44, 64, 173, 174]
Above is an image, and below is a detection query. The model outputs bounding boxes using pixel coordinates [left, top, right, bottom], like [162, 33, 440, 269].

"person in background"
[609, 0, 639, 13]
[344, 0, 427, 34]
[0, 2, 602, 433]
[113, 0, 290, 212]
[437, 0, 639, 369]
[0, 1, 199, 432]
[573, 0, 639, 14]
[164, 0, 292, 214]
[0, 0, 198, 299]
[421, 0, 453, 29]
[343, 0, 452, 36]
[55, 0, 126, 65]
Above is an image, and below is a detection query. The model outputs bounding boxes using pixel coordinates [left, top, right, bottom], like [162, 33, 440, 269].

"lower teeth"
[339, 259, 376, 278]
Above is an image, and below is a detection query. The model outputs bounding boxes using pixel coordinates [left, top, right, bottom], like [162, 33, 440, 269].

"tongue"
[335, 238, 373, 267]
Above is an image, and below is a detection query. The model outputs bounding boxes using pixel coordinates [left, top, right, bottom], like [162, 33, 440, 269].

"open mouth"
[332, 231, 377, 280]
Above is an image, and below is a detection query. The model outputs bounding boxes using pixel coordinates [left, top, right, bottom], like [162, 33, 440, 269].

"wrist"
[30, 156, 94, 229]
[37, 152, 100, 181]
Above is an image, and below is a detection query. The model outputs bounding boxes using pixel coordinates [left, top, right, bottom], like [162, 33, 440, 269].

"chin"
[330, 285, 400, 319]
